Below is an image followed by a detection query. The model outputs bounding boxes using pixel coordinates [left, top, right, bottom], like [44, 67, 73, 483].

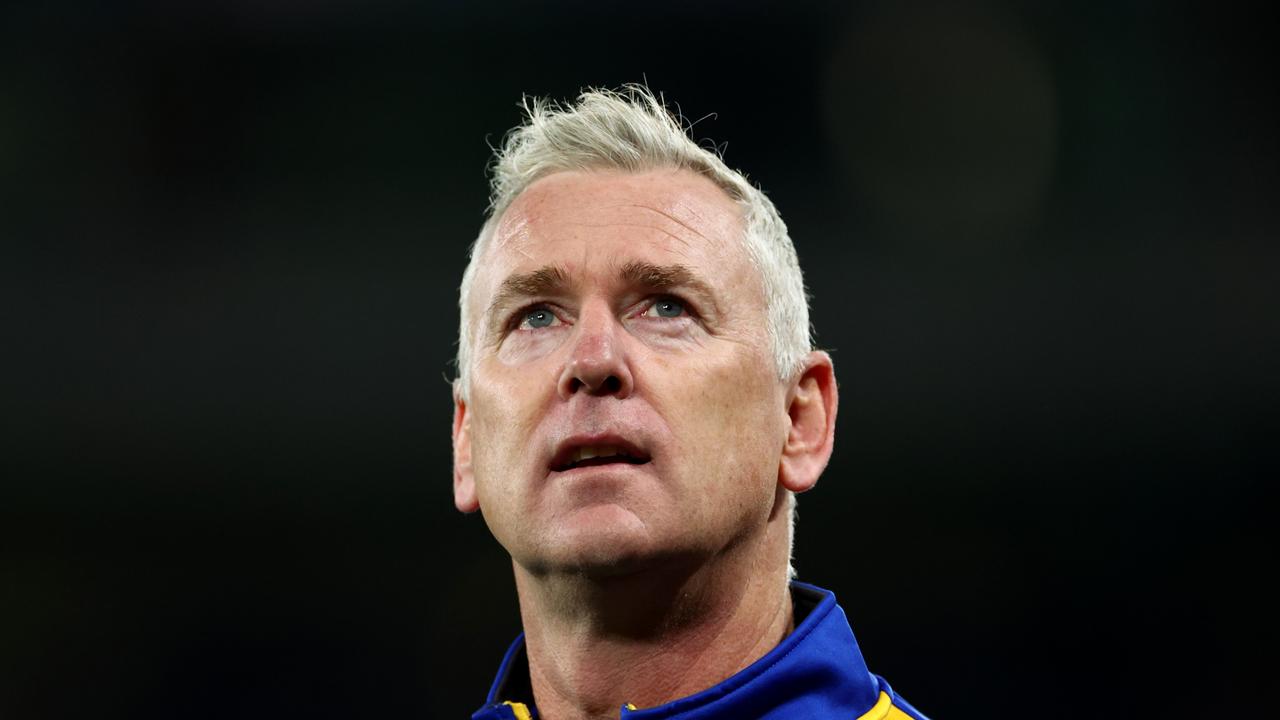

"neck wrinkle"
[512, 523, 793, 720]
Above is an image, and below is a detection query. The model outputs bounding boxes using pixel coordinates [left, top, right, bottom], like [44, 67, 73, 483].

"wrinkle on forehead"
[563, 221, 695, 249]
[495, 204, 737, 256]
[491, 212, 535, 260]
[621, 200, 726, 244]
[491, 170, 742, 249]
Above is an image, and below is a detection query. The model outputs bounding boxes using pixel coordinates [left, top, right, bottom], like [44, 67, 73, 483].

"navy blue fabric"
[484, 628, 530, 706]
[473, 582, 928, 719]
[875, 676, 932, 720]
[472, 704, 519, 720]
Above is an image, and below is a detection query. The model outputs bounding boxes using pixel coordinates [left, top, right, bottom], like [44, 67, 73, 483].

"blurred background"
[2, 1, 1276, 717]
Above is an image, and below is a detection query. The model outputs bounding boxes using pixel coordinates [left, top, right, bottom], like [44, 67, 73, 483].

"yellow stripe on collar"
[502, 701, 534, 720]
[854, 691, 915, 720]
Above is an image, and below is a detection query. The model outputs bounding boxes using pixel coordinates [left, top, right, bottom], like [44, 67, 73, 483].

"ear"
[779, 351, 838, 494]
[452, 383, 480, 513]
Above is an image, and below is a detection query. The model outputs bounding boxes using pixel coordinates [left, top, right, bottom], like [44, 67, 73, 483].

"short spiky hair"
[455, 85, 812, 399]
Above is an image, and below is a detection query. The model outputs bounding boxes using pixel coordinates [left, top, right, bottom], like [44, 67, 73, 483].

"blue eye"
[524, 308, 556, 329]
[651, 298, 685, 318]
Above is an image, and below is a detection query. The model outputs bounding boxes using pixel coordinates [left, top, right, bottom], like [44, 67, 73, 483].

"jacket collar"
[472, 581, 881, 720]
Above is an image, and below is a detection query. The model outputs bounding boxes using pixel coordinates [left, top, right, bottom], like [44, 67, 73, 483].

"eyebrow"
[616, 261, 723, 318]
[617, 260, 705, 293]
[486, 265, 572, 324]
[485, 260, 720, 329]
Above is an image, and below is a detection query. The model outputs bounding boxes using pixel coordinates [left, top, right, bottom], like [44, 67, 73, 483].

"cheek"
[656, 352, 785, 494]
[699, 351, 781, 429]
[467, 375, 543, 488]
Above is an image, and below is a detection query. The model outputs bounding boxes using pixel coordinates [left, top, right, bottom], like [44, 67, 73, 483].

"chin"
[540, 505, 665, 576]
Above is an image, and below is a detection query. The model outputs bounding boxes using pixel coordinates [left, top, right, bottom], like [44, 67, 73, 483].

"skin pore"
[452, 168, 837, 719]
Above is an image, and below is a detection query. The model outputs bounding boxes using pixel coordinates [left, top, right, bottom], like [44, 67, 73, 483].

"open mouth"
[550, 444, 651, 472]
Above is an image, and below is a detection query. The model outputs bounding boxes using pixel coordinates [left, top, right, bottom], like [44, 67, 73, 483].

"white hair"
[454, 85, 811, 578]
[455, 85, 811, 398]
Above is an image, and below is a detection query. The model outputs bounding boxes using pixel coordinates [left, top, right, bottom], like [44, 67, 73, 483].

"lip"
[548, 432, 653, 474]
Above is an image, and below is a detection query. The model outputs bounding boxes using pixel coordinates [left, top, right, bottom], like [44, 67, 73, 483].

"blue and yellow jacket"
[471, 582, 930, 719]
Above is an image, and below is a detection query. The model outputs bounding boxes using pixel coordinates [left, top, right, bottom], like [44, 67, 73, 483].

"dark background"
[2, 1, 1276, 717]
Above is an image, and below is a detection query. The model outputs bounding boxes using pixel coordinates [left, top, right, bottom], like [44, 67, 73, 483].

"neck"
[512, 522, 794, 720]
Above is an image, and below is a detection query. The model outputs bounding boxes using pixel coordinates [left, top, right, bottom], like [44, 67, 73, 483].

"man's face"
[455, 169, 790, 576]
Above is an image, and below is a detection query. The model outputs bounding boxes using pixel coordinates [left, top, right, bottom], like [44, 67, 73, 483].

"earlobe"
[778, 352, 838, 495]
[452, 386, 480, 513]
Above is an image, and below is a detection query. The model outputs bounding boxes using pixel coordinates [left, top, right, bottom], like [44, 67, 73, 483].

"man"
[452, 86, 929, 720]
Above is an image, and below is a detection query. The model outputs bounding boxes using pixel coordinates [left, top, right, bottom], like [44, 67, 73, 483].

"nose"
[557, 305, 634, 400]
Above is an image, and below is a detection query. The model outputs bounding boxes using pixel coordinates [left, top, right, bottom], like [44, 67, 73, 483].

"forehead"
[472, 168, 754, 304]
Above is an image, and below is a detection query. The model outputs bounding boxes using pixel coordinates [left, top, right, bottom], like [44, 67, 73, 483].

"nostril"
[566, 374, 623, 396]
